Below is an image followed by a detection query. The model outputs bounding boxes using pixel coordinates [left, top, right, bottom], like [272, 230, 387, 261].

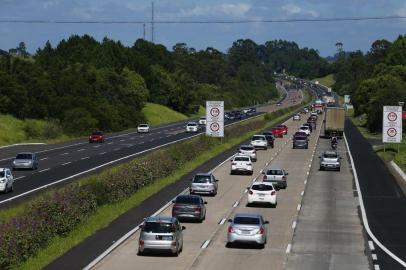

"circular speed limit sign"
[387, 128, 397, 137]
[210, 122, 220, 132]
[388, 112, 398, 122]
[210, 108, 220, 117]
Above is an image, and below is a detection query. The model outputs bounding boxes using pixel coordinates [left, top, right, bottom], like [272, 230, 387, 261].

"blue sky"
[0, 0, 405, 56]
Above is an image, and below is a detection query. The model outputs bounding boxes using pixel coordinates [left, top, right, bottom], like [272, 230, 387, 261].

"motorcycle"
[331, 142, 337, 150]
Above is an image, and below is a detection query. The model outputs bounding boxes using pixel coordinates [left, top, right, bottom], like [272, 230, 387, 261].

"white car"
[262, 168, 288, 189]
[238, 145, 257, 162]
[298, 126, 311, 136]
[198, 117, 206, 125]
[250, 135, 268, 150]
[186, 122, 199, 133]
[137, 124, 150, 133]
[247, 182, 277, 207]
[230, 155, 253, 175]
[293, 114, 301, 121]
[0, 168, 14, 193]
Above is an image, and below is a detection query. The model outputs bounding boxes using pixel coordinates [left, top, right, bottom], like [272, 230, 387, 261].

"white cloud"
[177, 3, 252, 18]
[396, 3, 406, 16]
[281, 3, 318, 17]
[71, 5, 103, 19]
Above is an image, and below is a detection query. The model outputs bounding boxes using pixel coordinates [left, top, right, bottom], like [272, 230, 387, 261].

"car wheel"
[10, 184, 13, 192]
[226, 242, 233, 248]
[173, 245, 180, 257]
[137, 249, 144, 256]
[264, 147, 268, 150]
[250, 171, 253, 175]
[319, 167, 324, 171]
[259, 243, 265, 249]
[337, 168, 341, 172]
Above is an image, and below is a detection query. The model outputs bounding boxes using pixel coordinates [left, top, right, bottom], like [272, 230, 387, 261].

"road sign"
[383, 106, 402, 143]
[206, 101, 224, 137]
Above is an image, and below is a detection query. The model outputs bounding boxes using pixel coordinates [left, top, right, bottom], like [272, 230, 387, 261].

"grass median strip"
[5, 95, 312, 270]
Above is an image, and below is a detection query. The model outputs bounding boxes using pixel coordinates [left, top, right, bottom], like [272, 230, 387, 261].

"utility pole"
[142, 23, 146, 40]
[151, 1, 155, 43]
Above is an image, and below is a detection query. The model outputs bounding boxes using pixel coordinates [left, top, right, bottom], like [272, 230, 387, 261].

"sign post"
[383, 106, 402, 152]
[206, 101, 224, 138]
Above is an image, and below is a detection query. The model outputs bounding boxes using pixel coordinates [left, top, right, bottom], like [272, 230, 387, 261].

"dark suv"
[172, 195, 207, 222]
[262, 132, 275, 148]
[293, 135, 308, 149]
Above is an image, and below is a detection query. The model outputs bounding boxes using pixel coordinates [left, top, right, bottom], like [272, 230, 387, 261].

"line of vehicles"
[136, 107, 321, 256]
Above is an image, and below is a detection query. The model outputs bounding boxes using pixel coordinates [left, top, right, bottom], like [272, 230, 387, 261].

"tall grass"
[141, 102, 188, 126]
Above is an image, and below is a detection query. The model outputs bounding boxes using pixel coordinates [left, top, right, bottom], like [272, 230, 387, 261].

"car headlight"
[0, 179, 5, 183]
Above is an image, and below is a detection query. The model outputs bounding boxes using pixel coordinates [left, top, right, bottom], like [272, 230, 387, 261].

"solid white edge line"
[292, 221, 297, 230]
[201, 240, 210, 249]
[344, 133, 406, 268]
[286, 244, 292, 253]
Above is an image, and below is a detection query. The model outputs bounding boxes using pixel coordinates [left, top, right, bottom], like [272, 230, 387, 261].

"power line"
[0, 15, 405, 24]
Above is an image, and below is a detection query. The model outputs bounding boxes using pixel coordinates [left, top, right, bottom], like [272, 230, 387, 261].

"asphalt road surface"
[0, 85, 303, 207]
[92, 106, 324, 270]
[286, 132, 370, 269]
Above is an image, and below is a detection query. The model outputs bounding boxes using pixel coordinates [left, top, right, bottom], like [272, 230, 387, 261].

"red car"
[271, 126, 284, 138]
[89, 131, 105, 143]
[277, 124, 288, 135]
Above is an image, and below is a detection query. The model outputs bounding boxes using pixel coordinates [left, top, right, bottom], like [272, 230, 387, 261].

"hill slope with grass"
[141, 102, 189, 126]
[312, 74, 335, 87]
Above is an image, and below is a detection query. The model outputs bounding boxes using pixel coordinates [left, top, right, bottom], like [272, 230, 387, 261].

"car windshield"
[263, 132, 273, 136]
[251, 184, 274, 191]
[267, 169, 283, 175]
[233, 217, 260, 225]
[234, 157, 249, 162]
[240, 146, 254, 151]
[193, 175, 210, 183]
[92, 132, 102, 135]
[142, 222, 174, 233]
[16, 154, 32, 159]
[200, 117, 206, 120]
[324, 153, 338, 158]
[175, 196, 200, 204]
[0, 172, 4, 177]
[295, 136, 307, 140]
[252, 136, 264, 141]
[139, 124, 148, 127]
[188, 123, 197, 127]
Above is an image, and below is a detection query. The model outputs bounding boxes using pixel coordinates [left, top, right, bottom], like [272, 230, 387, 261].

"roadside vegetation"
[0, 37, 329, 138]
[141, 102, 188, 126]
[0, 92, 312, 270]
[312, 74, 335, 87]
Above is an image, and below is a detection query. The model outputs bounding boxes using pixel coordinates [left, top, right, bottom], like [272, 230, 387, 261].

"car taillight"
[171, 241, 177, 246]
[248, 190, 253, 195]
[228, 226, 235, 233]
[263, 175, 267, 180]
[282, 176, 286, 180]
[257, 227, 265, 235]
[194, 206, 201, 212]
[139, 240, 144, 246]
[271, 191, 276, 195]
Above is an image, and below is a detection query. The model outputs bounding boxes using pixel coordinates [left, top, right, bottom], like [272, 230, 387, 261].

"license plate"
[258, 193, 265, 196]
[156, 235, 172, 240]
[241, 230, 250, 234]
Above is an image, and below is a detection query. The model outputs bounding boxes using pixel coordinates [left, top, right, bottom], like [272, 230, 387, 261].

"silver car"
[138, 216, 185, 256]
[238, 145, 257, 162]
[319, 151, 342, 171]
[12, 152, 38, 170]
[226, 212, 268, 247]
[0, 168, 14, 193]
[262, 168, 288, 189]
[189, 173, 218, 196]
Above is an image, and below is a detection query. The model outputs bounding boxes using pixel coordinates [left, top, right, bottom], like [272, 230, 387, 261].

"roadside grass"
[0, 114, 72, 146]
[141, 102, 188, 126]
[349, 114, 381, 140]
[13, 97, 311, 270]
[312, 74, 335, 88]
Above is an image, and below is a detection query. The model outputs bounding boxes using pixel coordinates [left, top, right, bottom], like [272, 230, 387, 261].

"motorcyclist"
[331, 134, 338, 149]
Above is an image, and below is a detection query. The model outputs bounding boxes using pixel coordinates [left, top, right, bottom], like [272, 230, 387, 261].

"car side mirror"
[228, 219, 233, 223]
[286, 172, 289, 175]
[182, 226, 186, 230]
[264, 221, 269, 224]
[172, 200, 176, 203]
[215, 179, 219, 182]
[139, 224, 144, 229]
[204, 201, 208, 204]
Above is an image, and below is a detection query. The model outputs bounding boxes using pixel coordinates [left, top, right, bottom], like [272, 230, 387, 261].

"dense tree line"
[0, 36, 328, 135]
[333, 35, 406, 132]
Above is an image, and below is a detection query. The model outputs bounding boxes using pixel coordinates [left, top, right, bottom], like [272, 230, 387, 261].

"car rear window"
[300, 127, 308, 130]
[324, 154, 338, 158]
[175, 196, 200, 204]
[139, 124, 148, 127]
[234, 157, 250, 162]
[193, 175, 211, 183]
[16, 154, 32, 159]
[295, 136, 307, 140]
[142, 222, 174, 233]
[267, 169, 283, 175]
[251, 184, 274, 191]
[240, 146, 254, 151]
[233, 217, 260, 225]
[92, 132, 102, 135]
[188, 123, 197, 126]
[0, 172, 4, 177]
[252, 136, 265, 141]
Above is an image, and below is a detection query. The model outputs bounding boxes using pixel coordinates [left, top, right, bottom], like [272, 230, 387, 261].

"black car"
[262, 132, 275, 148]
[233, 111, 242, 120]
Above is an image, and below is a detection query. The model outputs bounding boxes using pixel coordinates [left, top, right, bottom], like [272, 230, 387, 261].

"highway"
[0, 83, 300, 207]
[91, 104, 327, 270]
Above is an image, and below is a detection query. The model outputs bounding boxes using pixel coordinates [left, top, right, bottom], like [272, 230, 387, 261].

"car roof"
[16, 152, 34, 155]
[252, 181, 273, 186]
[240, 144, 254, 148]
[145, 216, 176, 223]
[235, 154, 251, 158]
[252, 134, 265, 137]
[267, 167, 284, 170]
[234, 212, 262, 219]
[177, 194, 201, 199]
[324, 151, 338, 155]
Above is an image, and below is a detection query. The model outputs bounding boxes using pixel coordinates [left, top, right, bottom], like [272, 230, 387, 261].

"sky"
[0, 0, 405, 56]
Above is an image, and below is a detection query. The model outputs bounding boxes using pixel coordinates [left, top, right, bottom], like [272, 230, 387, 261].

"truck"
[324, 107, 345, 138]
